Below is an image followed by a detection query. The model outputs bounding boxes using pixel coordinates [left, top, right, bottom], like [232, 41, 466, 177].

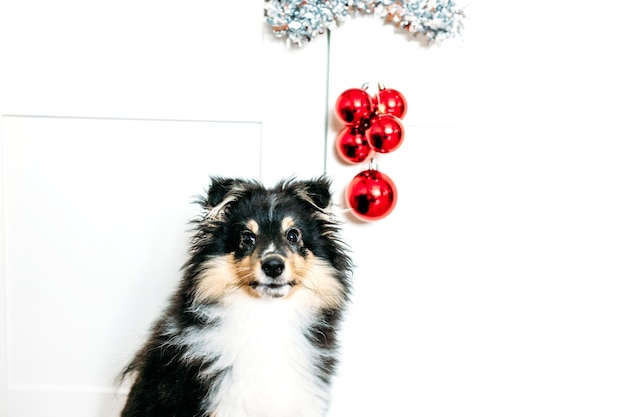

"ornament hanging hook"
[368, 157, 379, 172]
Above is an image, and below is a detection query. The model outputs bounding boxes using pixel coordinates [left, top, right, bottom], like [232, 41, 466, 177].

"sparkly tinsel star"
[265, 0, 465, 47]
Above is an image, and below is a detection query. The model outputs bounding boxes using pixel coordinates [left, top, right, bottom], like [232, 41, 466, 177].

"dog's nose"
[261, 257, 285, 278]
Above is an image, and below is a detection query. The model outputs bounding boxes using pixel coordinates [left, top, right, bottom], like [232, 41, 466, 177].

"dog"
[120, 176, 353, 417]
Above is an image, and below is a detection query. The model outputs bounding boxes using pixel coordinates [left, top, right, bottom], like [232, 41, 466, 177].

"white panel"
[1, 116, 261, 416]
[0, 1, 331, 181]
[0, 0, 264, 121]
[326, 126, 626, 416]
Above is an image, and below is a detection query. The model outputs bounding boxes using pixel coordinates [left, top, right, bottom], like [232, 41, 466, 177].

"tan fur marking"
[289, 253, 345, 310]
[194, 254, 257, 303]
[235, 255, 262, 299]
[193, 256, 235, 303]
[246, 220, 259, 235]
[281, 216, 295, 232]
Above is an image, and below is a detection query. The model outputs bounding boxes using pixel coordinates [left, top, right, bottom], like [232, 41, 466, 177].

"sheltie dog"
[120, 176, 352, 417]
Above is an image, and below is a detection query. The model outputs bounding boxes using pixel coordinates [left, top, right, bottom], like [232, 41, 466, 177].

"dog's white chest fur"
[185, 294, 330, 417]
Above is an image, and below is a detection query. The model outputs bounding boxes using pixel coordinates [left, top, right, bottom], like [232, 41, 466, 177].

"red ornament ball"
[335, 88, 374, 125]
[366, 114, 405, 153]
[346, 169, 397, 221]
[336, 127, 373, 164]
[375, 88, 408, 119]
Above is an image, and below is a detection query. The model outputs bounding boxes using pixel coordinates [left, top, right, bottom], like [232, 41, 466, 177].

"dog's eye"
[241, 231, 256, 246]
[286, 228, 301, 244]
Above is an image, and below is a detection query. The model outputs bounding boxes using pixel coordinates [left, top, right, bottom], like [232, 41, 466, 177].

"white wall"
[2, 0, 626, 416]
[325, 3, 626, 416]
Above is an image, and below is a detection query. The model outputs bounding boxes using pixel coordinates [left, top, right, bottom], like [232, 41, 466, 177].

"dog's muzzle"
[252, 255, 294, 298]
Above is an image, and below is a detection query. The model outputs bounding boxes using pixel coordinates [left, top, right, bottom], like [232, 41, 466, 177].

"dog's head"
[185, 177, 351, 310]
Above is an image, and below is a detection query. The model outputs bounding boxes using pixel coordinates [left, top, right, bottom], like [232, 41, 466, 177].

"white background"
[1, 0, 625, 416]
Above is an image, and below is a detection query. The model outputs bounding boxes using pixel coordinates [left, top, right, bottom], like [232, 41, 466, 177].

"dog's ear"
[304, 176, 332, 209]
[288, 176, 333, 211]
[206, 177, 238, 208]
[203, 177, 260, 220]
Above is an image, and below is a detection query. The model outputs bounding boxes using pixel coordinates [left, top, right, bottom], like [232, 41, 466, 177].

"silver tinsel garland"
[264, 0, 465, 47]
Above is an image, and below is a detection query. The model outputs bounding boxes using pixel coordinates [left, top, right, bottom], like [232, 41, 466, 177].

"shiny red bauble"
[335, 88, 374, 125]
[334, 84, 407, 221]
[346, 169, 397, 221]
[366, 114, 405, 153]
[336, 127, 373, 164]
[375, 88, 408, 119]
